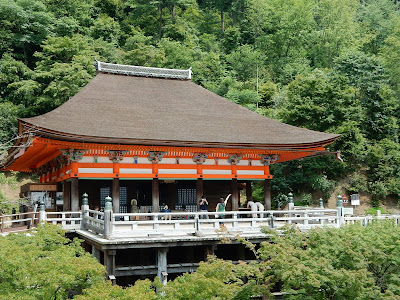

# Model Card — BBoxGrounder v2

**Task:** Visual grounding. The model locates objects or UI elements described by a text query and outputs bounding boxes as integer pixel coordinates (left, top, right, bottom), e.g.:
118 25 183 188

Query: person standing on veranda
199 196 209 219
215 194 232 219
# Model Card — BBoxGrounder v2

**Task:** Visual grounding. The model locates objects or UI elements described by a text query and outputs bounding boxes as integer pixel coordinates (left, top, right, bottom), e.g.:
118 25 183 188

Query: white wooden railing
89 208 339 238
45 211 82 230
344 214 400 226
5 207 400 239
82 209 105 236
0 212 37 233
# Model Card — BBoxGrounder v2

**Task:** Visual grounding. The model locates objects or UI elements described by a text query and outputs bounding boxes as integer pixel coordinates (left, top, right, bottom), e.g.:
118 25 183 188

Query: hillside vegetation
1 0 400 207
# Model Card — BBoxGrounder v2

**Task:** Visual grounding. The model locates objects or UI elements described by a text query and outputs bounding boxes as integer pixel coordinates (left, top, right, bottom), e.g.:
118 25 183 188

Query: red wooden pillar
112 178 120 213
63 181 71 211
231 178 239 211
246 181 252 202
71 177 79 211
152 178 160 212
196 178 203 211
264 179 271 210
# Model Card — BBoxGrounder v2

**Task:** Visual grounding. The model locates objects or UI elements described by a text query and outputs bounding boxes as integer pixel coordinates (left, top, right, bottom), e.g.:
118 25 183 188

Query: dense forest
1 0 400 206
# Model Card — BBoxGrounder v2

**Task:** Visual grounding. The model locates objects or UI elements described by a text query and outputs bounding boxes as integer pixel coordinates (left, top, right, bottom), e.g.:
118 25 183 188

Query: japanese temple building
2 61 340 213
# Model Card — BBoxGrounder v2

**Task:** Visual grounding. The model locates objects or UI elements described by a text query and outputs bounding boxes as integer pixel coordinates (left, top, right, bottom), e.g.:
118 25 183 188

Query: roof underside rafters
4 137 332 172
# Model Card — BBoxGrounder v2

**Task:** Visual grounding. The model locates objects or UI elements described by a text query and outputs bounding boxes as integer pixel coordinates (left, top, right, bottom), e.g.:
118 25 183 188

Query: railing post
288 192 294 224
270 214 274 229
39 199 46 223
104 196 113 239
288 192 294 206
195 215 199 231
154 213 159 230
336 195 343 227
304 210 308 226
81 193 89 230
233 212 238 228
31 212 36 228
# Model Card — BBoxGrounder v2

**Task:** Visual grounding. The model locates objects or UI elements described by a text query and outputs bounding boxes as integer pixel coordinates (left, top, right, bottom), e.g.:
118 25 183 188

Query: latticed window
100 186 128 213
120 187 127 213
176 182 196 205
100 187 110 209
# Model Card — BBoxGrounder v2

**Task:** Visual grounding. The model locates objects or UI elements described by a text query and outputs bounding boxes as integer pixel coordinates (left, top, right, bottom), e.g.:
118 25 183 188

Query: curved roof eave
20 120 340 150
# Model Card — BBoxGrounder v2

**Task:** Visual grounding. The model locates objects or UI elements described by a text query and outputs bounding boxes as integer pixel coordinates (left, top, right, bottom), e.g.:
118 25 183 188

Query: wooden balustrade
0 212 37 233
45 211 82 230
91 209 340 238
6 208 399 240
83 209 105 236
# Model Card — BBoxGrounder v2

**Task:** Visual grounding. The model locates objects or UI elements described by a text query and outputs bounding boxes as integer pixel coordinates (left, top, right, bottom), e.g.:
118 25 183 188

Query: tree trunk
221 8 224 33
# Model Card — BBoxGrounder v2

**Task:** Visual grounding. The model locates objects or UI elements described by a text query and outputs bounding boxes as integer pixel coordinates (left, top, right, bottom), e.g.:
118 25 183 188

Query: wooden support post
264 179 271 210
71 178 79 211
157 248 168 285
196 178 203 212
62 181 71 211
231 178 239 211
105 249 116 285
112 178 120 213
246 182 252 202
92 245 101 262
204 245 216 260
152 178 160 212
186 246 194 263
237 244 246 261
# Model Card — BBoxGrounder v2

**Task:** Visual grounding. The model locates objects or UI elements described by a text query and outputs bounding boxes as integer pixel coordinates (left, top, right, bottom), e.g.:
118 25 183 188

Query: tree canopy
0 223 105 299
74 221 400 299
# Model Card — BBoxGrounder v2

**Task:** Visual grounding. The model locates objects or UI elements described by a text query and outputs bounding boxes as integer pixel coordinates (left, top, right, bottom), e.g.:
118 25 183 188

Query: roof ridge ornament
94 60 192 80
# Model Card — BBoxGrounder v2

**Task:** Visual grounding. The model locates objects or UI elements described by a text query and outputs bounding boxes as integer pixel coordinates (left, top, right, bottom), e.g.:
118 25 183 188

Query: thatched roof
20 64 339 149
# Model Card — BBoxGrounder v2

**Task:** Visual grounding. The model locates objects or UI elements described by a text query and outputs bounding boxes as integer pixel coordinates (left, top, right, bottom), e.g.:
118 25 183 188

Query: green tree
90 14 122 45
32 35 99 114
161 256 269 299
226 45 263 83
0 54 34 102
41 0 95 32
225 89 261 111
280 68 358 133
380 15 400 95
309 0 359 67
335 51 398 141
357 0 399 55
243 0 315 63
0 0 55 65
76 280 158 300
366 139 400 201
0 223 105 299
